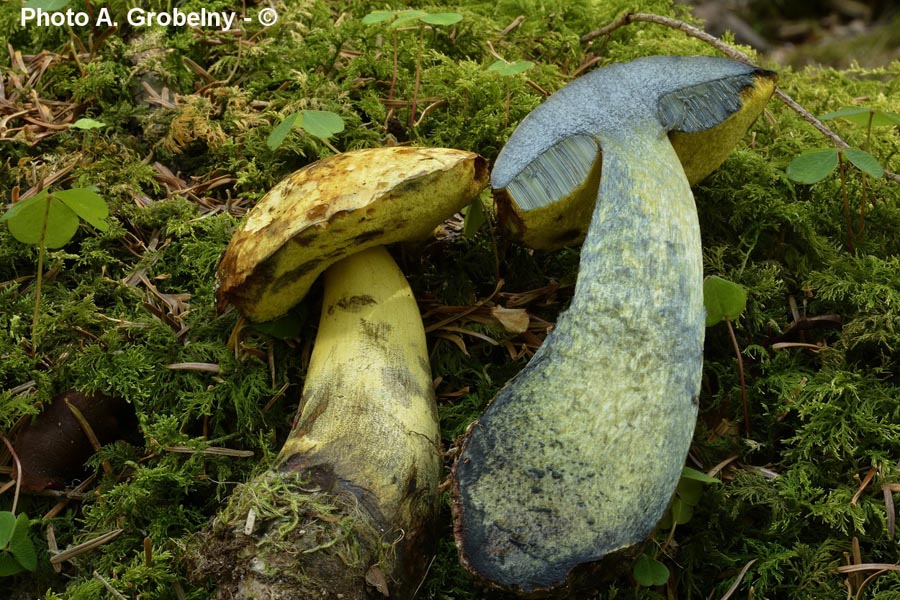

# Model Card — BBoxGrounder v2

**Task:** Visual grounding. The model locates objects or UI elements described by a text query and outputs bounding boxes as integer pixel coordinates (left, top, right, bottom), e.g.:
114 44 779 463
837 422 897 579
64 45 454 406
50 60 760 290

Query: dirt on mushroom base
185 468 401 600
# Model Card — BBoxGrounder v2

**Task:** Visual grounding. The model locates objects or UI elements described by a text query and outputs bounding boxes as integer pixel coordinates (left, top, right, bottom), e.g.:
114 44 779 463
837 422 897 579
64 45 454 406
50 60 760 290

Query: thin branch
93 570 129 600
581 12 900 185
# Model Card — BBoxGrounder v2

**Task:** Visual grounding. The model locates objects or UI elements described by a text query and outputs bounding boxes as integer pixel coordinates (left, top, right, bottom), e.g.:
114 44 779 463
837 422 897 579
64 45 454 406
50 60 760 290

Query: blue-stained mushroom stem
453 56 775 595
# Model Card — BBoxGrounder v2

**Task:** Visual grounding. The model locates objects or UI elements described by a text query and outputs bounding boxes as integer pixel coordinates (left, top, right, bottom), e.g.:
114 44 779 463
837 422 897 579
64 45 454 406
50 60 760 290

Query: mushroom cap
492 55 776 249
216 147 488 322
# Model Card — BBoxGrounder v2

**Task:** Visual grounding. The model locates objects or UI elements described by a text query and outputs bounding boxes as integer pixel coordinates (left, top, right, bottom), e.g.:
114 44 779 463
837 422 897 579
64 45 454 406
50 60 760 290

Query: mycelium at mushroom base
190 147 487 599
452 56 776 595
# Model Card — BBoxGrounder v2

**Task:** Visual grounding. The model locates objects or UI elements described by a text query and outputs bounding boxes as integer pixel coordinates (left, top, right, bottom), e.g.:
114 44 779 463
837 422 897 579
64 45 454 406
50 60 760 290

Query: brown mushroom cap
216 147 487 322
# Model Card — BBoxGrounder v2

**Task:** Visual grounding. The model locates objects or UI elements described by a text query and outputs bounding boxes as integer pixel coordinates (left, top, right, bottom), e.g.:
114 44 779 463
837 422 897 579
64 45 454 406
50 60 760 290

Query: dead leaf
13 391 140 492
365 564 390 596
491 306 529 334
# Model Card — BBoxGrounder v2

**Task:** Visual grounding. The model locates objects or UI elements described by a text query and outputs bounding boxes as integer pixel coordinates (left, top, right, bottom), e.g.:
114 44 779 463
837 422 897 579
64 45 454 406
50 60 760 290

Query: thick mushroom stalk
453 56 775 594
190 148 487 598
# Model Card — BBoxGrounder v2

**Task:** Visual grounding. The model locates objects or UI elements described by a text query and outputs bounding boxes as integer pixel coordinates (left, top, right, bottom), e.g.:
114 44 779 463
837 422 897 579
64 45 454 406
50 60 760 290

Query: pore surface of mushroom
191 147 487 599
453 56 775 595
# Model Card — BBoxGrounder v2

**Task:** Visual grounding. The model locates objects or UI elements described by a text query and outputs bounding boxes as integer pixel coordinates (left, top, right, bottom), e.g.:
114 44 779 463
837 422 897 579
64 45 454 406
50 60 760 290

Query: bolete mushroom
452 56 775 594
190 147 487 599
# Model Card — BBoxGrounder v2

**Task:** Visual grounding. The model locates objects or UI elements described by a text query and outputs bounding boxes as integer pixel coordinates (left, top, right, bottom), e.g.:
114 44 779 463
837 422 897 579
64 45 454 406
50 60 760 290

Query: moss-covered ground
1 1 900 598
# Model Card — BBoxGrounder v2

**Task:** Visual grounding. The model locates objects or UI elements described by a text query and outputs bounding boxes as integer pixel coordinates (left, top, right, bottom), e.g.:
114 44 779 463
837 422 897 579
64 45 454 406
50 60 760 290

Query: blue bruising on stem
457 124 703 591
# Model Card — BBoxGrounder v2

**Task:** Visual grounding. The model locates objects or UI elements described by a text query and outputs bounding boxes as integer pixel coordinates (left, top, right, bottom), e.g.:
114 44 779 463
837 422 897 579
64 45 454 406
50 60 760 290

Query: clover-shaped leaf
681 466 720 484
786 148 839 184
633 554 669 586
1 187 108 249
420 12 462 26
299 110 345 139
71 118 106 130
7 514 36 572
390 10 428 28
267 110 345 150
361 10 395 25
0 513 15 549
0 513 36 576
820 107 900 127
362 9 462 28
24 0 71 10
843 148 884 179
704 276 747 327
487 60 535 77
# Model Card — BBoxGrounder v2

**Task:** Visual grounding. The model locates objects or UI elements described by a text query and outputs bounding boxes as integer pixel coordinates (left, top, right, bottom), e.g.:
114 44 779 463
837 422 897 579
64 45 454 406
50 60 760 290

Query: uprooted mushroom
452 56 775 595
189 147 487 599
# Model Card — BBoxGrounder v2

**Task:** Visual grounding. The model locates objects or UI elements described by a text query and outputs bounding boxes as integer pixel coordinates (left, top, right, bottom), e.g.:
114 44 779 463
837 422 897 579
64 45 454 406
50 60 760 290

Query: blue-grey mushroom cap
491 55 770 191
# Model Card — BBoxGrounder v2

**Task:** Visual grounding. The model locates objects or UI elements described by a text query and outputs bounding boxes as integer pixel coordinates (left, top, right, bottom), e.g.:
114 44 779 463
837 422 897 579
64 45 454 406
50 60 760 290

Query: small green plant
486 59 534 126
0 186 108 348
786 106 897 254
70 118 106 130
0 512 37 577
23 0 71 9
704 275 750 436
266 110 345 153
362 9 463 127
633 552 669 587
633 467 720 587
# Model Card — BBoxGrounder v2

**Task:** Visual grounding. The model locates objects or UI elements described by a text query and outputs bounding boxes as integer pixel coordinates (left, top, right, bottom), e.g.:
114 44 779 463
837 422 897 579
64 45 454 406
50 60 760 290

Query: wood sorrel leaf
299 110 345 139
390 10 427 28
488 60 535 77
54 187 109 231
267 112 301 150
6 194 79 249
821 107 900 127
843 148 884 179
681 466 720 484
8 513 36 572
0 512 15 548
24 0 71 10
786 148 839 184
361 10 395 25
420 12 463 26
704 275 747 326
70 118 106 130
633 554 669 586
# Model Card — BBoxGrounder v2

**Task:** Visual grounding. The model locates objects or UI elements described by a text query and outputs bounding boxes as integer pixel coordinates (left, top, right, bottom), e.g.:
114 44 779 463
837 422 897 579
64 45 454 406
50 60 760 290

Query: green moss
1 0 899 598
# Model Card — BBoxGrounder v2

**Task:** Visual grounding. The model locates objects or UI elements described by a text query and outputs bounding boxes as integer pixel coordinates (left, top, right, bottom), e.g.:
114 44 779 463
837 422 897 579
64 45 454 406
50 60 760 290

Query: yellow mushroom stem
190 246 441 599
279 244 442 558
